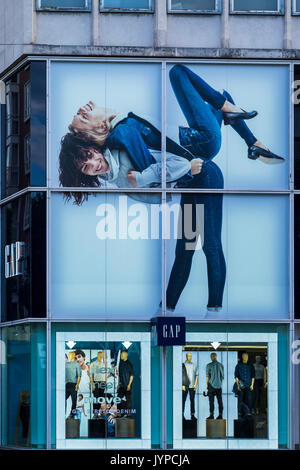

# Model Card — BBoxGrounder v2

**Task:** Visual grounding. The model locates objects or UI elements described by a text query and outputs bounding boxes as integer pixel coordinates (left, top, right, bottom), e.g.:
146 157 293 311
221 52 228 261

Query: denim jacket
105 112 195 186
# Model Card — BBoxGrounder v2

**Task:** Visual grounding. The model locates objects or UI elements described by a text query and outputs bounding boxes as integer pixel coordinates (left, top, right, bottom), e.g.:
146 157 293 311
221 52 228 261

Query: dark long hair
59 132 105 205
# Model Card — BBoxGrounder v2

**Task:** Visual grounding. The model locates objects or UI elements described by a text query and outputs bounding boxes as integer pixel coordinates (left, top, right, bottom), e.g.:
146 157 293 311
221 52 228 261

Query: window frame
168 0 222 14
292 0 300 15
230 0 284 15
23 81 31 123
36 0 91 12
99 0 154 13
173 332 279 449
55 331 151 449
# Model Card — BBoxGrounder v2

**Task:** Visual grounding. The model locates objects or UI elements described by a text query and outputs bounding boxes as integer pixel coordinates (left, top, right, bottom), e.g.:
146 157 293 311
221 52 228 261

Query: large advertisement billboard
50 61 290 320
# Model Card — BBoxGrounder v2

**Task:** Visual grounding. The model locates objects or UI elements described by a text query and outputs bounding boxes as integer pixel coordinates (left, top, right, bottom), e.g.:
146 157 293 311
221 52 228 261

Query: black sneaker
206 415 214 420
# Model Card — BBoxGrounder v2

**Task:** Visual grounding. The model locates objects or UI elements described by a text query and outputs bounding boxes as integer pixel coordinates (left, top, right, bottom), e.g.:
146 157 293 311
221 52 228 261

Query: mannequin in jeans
182 352 199 421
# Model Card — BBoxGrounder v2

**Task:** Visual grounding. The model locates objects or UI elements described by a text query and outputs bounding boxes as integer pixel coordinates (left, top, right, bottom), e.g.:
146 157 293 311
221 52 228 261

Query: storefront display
56 331 151 449
173 331 280 449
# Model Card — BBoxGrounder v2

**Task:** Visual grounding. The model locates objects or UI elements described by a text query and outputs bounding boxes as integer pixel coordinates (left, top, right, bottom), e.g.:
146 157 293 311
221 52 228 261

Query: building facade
0 0 300 450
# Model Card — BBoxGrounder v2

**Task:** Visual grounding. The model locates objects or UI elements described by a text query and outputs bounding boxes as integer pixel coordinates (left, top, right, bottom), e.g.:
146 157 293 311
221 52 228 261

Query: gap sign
151 316 186 346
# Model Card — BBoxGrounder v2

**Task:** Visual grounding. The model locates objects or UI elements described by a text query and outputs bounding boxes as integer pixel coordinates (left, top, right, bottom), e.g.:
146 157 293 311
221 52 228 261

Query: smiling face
77 148 109 176
71 101 111 134
75 353 84 365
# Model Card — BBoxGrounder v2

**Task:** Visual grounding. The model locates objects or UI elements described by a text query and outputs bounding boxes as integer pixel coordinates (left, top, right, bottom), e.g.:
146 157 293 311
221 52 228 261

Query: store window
1 324 47 448
173 330 285 449
230 0 284 14
168 0 221 13
100 0 153 12
36 0 91 10
55 331 151 448
1 192 46 322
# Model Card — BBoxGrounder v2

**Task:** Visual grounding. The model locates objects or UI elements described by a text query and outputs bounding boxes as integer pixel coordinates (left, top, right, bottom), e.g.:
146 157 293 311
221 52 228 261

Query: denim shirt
105 112 194 186
234 362 255 389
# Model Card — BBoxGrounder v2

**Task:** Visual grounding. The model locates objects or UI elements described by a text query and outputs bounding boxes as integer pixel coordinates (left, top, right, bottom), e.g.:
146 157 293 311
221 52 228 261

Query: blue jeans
169 64 257 159
166 160 226 309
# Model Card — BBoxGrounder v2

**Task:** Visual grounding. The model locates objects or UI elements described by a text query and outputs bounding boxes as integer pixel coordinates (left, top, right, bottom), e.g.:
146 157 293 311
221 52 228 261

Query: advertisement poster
50 61 289 320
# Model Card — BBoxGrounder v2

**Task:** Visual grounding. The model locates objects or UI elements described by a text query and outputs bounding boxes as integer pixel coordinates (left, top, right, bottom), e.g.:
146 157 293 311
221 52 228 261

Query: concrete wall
1 0 300 75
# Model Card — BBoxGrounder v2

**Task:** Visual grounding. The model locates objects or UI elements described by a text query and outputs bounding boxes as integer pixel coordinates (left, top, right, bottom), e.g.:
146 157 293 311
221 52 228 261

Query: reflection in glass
102 0 150 9
170 0 216 10
3 62 46 197
232 0 278 11
1 325 46 448
1 192 46 321
40 0 88 8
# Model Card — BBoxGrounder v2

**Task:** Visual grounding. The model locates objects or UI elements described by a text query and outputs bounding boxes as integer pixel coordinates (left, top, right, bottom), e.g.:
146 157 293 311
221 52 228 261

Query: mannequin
65 350 82 418
234 352 255 417
253 355 266 415
182 352 198 420
206 352 224 419
90 350 107 415
118 350 134 416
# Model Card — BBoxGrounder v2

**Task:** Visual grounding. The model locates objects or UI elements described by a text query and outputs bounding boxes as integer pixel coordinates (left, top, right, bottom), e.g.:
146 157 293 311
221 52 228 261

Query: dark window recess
2 62 46 198
1 192 46 321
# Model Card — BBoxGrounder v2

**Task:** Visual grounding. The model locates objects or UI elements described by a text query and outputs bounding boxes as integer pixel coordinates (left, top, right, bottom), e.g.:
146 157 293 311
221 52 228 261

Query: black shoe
191 415 197 421
223 109 257 126
206 415 214 420
216 415 223 420
248 144 285 164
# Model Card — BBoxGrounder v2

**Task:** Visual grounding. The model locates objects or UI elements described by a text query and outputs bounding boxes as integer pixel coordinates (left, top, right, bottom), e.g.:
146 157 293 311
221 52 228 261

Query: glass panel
50 192 162 319
172 325 289 450
295 196 300 318
102 0 150 8
53 327 151 448
170 0 216 10
40 0 87 8
2 62 46 197
297 0 300 12
63 341 140 439
295 65 300 189
1 324 46 448
50 61 162 190
166 194 289 320
181 343 268 439
1 193 46 322
233 0 278 11
166 63 289 191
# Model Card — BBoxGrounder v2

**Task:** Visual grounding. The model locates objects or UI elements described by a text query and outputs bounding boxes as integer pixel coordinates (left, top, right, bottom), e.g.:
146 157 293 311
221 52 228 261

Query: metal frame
230 0 284 15
99 0 154 13
168 0 222 15
36 0 91 11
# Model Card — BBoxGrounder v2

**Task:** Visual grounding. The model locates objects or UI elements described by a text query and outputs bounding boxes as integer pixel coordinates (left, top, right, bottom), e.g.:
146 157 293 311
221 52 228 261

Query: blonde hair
69 117 112 147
